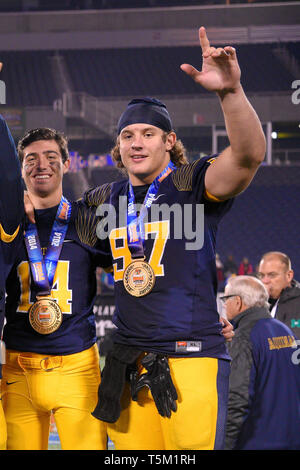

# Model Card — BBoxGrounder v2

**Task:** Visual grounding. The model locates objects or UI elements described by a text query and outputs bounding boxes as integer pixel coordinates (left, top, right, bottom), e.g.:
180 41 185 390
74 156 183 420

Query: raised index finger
199 26 210 54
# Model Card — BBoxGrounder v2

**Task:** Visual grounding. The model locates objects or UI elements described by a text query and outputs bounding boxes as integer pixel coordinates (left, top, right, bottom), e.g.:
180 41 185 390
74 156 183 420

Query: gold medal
123 258 155 297
28 296 63 335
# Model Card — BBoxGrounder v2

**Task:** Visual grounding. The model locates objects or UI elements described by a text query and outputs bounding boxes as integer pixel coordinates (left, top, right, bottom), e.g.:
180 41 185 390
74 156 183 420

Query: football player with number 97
85 26 266 450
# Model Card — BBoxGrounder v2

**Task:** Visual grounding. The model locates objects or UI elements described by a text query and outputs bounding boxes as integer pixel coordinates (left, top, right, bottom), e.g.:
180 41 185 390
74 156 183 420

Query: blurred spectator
257 251 300 338
223 275 300 450
96 267 114 295
216 253 225 291
238 257 253 275
223 254 238 279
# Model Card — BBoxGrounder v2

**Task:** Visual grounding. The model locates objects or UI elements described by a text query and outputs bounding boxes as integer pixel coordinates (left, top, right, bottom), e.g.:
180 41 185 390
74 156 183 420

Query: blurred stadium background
0 0 299 449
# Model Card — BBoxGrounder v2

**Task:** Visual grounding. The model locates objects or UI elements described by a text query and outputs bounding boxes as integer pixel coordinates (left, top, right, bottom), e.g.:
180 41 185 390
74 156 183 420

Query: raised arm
0 64 24 236
181 27 266 200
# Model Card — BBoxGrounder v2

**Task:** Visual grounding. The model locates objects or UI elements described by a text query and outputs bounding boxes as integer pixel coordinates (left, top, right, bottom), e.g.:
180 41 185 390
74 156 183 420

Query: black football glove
131 353 178 418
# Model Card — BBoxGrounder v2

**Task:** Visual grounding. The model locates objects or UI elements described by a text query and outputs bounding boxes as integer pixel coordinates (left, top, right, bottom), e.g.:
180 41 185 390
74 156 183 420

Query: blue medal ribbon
127 161 176 259
24 196 72 297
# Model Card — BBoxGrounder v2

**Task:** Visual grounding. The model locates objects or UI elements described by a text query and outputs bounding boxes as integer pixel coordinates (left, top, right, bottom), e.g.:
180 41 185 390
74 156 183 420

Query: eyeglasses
219 294 240 303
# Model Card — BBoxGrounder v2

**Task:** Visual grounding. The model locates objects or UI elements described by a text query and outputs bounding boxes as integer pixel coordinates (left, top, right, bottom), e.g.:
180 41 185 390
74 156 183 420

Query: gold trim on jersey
75 205 100 247
0 223 20 243
204 189 222 203
85 183 112 207
172 157 222 202
76 183 113 247
171 159 200 191
205 157 223 202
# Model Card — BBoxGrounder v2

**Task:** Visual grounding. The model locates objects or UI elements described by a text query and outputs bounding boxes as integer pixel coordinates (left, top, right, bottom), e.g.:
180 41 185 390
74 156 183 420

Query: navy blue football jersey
0 115 24 375
85 156 233 359
4 200 112 355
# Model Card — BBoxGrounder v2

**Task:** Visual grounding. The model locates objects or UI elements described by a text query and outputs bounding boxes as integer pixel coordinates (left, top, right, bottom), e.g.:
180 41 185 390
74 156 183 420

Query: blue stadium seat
1 43 298 106
217 165 300 280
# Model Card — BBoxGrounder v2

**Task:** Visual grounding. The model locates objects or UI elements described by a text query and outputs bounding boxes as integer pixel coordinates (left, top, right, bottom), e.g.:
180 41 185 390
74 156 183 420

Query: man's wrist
216 83 243 101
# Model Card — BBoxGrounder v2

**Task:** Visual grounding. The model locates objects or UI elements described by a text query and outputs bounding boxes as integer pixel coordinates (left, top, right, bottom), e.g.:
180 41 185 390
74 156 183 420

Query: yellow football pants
2 344 107 450
0 388 7 450
108 357 230 450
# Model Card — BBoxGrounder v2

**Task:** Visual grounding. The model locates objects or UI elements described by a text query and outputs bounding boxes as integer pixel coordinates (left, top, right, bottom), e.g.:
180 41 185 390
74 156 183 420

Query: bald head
258 252 293 299
260 252 291 271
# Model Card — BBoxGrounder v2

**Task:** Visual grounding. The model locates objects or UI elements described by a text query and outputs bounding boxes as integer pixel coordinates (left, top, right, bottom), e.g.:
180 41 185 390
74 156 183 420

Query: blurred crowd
216 253 255 291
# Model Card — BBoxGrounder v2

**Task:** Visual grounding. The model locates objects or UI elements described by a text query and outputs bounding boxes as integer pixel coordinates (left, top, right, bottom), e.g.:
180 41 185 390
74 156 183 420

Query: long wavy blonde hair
111 131 189 171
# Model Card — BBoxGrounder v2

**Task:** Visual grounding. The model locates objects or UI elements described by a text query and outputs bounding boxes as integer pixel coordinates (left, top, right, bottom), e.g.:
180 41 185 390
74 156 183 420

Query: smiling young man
21 137 69 208
85 27 266 451
1 128 112 450
117 123 177 185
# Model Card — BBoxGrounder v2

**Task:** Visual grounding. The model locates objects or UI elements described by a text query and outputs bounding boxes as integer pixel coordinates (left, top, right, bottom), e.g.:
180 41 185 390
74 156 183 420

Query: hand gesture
220 316 234 342
180 27 241 95
24 191 36 223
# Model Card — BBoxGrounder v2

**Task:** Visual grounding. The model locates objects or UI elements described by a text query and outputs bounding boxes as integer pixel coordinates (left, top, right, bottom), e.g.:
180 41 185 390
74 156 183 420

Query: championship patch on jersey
175 341 202 353
267 335 296 351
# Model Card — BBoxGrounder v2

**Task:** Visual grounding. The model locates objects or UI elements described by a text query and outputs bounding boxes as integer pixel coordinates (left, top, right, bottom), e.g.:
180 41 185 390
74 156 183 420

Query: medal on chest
28 295 63 335
123 162 175 297
123 257 155 297
24 197 71 334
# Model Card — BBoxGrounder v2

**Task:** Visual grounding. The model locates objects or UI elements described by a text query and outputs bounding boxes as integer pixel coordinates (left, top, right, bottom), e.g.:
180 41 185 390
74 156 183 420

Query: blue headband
117 97 173 135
